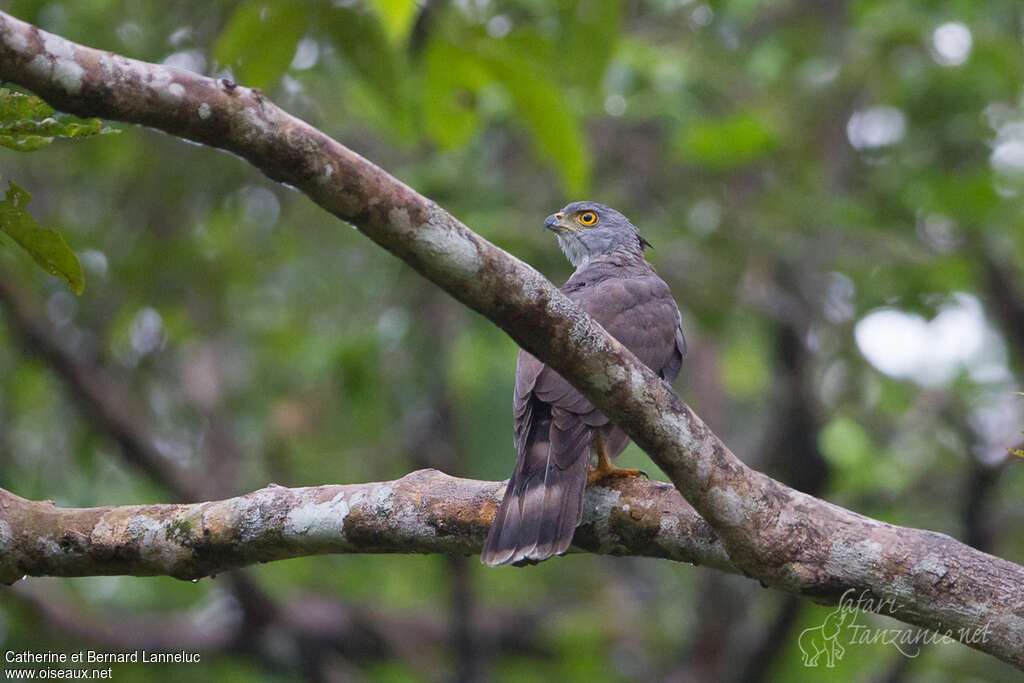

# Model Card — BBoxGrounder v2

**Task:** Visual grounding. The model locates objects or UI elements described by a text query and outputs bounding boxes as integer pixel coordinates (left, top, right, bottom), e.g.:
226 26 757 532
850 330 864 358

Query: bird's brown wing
481 272 683 566
521 273 685 428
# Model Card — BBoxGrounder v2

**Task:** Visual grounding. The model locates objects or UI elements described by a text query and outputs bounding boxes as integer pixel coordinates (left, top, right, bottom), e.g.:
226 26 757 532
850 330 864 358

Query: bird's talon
587 465 648 485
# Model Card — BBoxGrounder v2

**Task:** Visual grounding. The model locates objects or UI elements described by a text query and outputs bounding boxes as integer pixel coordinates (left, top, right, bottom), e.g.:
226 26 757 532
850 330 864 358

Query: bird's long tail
481 406 591 566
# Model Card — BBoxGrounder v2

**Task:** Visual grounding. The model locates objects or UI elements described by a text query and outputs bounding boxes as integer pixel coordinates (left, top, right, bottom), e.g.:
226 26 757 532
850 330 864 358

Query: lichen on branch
0 470 731 583
0 10 1022 670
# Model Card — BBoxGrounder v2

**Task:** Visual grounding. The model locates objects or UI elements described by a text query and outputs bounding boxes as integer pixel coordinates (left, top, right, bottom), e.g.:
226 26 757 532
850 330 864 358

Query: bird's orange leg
587 432 648 485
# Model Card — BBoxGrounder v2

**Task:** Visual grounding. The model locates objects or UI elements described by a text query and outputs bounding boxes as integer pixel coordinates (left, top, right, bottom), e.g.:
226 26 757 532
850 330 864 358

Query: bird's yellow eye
578 211 598 226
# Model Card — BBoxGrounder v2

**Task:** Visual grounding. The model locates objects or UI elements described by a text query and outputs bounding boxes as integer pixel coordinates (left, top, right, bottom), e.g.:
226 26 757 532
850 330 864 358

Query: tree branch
0 274 416 678
0 470 731 581
0 11 1022 669
980 249 1024 376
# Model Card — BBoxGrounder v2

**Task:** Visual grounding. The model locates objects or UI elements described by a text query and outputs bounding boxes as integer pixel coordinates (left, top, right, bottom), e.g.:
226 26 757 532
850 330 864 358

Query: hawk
482 202 686 566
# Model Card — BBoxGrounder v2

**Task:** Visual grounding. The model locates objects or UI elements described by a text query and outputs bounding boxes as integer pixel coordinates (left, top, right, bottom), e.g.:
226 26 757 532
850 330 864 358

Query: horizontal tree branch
0 11 1022 669
0 470 731 581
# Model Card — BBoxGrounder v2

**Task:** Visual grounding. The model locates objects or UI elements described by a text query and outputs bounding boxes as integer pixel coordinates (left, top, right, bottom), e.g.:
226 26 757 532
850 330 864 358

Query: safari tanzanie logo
799 589 993 667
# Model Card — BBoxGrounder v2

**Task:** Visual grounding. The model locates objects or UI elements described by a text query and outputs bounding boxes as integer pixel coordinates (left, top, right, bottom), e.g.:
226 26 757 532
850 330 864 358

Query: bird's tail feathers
481 408 590 567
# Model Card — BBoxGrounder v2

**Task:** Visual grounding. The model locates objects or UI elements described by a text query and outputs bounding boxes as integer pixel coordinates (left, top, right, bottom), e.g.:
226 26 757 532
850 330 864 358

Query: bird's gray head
544 201 650 269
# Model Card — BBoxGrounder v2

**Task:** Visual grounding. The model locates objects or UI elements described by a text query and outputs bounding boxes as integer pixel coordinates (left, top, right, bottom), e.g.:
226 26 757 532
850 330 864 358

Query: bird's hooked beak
544 212 580 234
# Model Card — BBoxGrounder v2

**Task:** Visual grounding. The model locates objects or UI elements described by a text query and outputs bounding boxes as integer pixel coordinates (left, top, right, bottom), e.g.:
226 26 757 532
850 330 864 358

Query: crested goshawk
482 202 686 566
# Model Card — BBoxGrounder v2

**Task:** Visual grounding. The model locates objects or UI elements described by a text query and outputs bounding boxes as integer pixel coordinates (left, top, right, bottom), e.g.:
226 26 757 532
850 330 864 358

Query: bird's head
544 201 650 269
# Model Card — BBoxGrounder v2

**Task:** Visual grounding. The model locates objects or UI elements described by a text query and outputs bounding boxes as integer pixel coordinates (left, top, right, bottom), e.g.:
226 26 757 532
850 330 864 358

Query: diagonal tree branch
0 11 1022 669
0 470 731 581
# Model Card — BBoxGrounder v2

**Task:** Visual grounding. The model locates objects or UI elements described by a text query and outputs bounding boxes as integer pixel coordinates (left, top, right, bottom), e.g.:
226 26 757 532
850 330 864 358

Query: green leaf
423 41 490 149
0 88 118 151
558 0 623 90
424 37 590 195
0 182 84 294
321 6 403 98
367 0 418 44
819 416 873 470
720 330 771 399
675 112 781 169
484 47 590 195
320 5 411 134
213 1 306 89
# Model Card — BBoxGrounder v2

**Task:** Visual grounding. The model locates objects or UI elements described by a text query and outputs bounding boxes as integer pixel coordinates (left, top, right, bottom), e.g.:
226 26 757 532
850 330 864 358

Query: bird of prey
482 202 686 567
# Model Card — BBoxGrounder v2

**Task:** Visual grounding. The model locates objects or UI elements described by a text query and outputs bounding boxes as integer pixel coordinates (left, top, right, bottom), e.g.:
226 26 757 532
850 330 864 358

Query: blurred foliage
0 87 117 151
0 88 115 291
0 181 83 293
213 0 305 89
1 0 1023 681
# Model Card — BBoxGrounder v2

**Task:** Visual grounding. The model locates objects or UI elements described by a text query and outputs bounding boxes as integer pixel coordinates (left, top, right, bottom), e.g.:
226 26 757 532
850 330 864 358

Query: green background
0 0 1022 680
